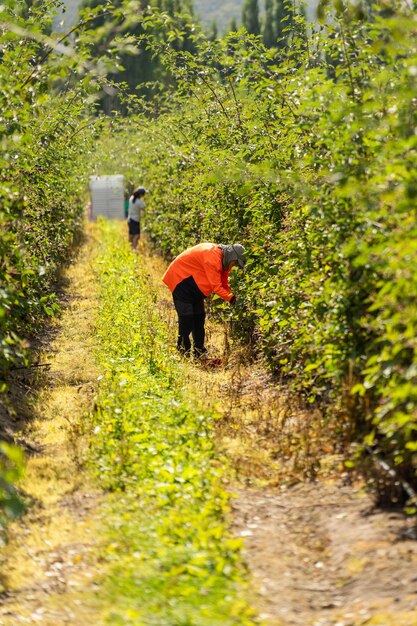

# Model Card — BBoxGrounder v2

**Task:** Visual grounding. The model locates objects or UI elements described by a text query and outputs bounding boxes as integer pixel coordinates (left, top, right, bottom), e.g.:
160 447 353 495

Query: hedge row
0 1 103 526
92 9 417 500
0 2 101 374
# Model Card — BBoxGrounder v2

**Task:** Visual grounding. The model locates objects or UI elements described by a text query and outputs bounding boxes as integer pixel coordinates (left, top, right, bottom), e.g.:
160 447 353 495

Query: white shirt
128 196 145 222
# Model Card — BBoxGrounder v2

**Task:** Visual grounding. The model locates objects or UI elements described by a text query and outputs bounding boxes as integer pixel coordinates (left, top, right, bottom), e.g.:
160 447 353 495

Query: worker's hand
230 295 237 305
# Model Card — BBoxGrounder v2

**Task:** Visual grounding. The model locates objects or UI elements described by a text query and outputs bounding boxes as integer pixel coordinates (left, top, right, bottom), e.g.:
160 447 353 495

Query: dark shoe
193 347 208 359
177 345 191 358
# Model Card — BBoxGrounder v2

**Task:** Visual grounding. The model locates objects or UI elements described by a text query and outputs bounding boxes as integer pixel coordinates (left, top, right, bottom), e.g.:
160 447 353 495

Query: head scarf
219 244 246 270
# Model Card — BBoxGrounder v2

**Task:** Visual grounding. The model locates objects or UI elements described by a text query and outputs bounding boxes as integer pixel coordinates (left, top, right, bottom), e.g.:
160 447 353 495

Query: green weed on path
92 219 257 626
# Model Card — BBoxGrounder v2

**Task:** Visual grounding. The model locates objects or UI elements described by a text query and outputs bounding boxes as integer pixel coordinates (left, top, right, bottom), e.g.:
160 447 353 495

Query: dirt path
2 231 417 626
233 483 417 626
0 227 104 625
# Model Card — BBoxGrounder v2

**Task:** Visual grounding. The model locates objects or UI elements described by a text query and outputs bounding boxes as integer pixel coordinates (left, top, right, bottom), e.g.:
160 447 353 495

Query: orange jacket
162 243 234 302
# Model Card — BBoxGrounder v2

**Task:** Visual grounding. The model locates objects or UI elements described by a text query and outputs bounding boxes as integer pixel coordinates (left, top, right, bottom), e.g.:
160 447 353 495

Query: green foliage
91 5 417 500
272 0 294 47
0 444 25 529
0 0 101 375
91 220 257 624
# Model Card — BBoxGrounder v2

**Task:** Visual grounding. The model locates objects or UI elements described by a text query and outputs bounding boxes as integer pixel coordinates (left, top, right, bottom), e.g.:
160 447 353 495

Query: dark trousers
173 298 207 356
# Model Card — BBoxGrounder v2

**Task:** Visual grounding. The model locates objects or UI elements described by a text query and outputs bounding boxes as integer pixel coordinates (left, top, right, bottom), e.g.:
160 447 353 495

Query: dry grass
191 324 342 487
0 224 103 623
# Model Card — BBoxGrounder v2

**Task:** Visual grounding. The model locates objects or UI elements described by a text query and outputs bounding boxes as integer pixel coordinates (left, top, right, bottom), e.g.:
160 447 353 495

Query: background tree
262 0 275 47
242 0 260 35
208 19 219 40
228 16 238 32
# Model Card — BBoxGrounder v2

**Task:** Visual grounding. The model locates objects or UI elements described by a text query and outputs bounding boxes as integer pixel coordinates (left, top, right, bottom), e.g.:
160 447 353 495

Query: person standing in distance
162 243 245 358
128 186 146 250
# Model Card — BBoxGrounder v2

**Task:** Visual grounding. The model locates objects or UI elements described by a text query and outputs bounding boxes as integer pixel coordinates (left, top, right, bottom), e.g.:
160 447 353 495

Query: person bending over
162 243 245 357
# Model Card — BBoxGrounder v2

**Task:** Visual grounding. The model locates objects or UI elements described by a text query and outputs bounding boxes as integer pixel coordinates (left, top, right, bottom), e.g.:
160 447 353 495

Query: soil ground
233 483 417 626
1 227 417 625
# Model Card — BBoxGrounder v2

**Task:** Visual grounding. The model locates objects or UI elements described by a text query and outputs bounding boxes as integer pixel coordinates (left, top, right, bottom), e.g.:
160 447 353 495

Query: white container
89 175 125 220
